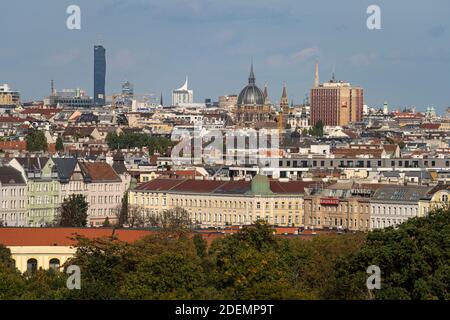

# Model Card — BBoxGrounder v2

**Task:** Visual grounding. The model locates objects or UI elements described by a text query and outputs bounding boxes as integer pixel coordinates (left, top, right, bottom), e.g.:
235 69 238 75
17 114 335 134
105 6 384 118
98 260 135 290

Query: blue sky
1 0 449 112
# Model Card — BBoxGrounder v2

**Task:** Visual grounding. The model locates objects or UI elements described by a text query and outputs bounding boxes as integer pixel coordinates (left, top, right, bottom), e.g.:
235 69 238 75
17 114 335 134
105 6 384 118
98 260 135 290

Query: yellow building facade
129 177 309 227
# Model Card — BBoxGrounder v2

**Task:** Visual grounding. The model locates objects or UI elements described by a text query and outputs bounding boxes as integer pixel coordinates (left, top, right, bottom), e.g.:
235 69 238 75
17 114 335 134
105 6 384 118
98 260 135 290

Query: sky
1 0 449 112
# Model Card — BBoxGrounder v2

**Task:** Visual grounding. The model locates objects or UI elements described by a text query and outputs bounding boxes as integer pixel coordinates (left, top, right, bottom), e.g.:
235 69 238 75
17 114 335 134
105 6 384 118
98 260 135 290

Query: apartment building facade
9 157 60 226
0 166 27 226
370 186 431 230
79 161 131 226
302 182 375 231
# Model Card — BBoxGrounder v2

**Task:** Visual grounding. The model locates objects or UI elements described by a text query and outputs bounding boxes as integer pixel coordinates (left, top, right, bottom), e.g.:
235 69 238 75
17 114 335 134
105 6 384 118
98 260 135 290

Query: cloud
48 48 81 66
266 47 320 67
291 47 320 62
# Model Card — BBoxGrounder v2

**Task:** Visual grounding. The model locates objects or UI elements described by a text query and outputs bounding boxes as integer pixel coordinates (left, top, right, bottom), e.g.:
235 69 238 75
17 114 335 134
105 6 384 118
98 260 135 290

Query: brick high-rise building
311 66 364 127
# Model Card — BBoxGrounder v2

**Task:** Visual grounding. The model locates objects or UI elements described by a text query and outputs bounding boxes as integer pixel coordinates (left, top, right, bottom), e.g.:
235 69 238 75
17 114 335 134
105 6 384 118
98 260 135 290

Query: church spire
248 59 255 84
280 81 289 113
281 81 287 99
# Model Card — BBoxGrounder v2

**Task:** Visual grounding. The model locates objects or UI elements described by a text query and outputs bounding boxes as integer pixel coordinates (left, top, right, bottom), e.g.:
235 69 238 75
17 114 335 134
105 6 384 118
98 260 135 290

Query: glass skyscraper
94 45 106 106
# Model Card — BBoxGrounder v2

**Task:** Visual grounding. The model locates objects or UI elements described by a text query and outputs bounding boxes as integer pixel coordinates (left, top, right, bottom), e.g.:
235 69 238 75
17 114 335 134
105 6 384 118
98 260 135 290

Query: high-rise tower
94 45 106 106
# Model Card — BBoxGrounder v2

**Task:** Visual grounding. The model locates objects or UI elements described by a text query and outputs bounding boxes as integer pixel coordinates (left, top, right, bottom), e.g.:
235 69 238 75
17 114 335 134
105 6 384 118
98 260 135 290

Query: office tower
121 81 134 98
310 67 364 127
94 45 106 106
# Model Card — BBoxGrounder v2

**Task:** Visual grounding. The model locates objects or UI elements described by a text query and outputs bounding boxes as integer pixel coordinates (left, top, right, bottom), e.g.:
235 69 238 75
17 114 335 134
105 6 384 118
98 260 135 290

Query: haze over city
1 0 449 111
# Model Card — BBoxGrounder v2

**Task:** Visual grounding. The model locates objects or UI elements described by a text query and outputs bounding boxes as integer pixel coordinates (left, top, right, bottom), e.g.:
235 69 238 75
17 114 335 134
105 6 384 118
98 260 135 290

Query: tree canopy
57 194 88 227
0 207 448 300
106 132 173 156
26 129 48 152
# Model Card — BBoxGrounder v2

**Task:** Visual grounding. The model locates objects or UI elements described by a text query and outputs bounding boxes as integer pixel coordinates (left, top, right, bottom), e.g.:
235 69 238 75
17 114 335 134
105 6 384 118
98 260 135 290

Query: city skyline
0 0 449 111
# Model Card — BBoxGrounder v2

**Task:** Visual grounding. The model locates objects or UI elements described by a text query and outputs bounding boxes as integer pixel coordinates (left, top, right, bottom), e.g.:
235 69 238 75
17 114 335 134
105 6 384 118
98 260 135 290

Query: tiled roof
21 108 61 115
270 180 316 194
79 161 122 182
134 178 313 195
420 123 441 130
0 116 23 123
0 228 153 246
63 126 96 137
332 148 383 157
0 141 26 151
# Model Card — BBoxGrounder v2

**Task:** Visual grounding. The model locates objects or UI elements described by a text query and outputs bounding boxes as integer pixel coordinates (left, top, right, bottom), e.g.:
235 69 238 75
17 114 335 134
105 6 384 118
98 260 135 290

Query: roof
371 186 431 203
134 178 315 195
63 126 96 137
383 171 400 178
52 157 78 181
0 116 23 123
332 148 383 158
0 228 153 246
420 123 441 130
0 141 26 151
79 161 122 182
383 144 399 152
0 166 26 185
14 157 50 172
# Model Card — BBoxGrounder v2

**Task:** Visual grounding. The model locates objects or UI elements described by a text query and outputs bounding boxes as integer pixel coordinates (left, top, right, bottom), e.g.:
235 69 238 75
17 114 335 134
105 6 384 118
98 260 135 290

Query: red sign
320 198 339 205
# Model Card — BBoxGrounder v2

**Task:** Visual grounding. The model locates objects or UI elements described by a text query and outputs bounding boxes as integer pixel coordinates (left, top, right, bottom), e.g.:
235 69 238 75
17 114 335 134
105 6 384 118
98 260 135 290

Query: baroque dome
237 63 265 106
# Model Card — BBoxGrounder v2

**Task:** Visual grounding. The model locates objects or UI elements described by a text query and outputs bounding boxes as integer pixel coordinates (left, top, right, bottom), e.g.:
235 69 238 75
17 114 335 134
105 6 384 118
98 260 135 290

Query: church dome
237 63 264 106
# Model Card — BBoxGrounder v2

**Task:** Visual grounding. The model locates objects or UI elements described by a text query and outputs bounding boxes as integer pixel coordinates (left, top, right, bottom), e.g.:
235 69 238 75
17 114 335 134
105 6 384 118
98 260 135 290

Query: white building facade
172 77 193 106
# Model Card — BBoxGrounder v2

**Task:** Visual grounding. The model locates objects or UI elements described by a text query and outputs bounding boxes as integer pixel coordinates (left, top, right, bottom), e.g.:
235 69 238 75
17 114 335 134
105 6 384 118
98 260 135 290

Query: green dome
247 174 273 195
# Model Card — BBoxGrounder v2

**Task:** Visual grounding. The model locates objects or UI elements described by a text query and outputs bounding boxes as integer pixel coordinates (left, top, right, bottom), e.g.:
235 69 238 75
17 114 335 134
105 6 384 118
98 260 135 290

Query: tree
149 207 192 235
55 136 64 152
105 132 174 156
126 205 148 228
193 234 207 259
115 193 129 228
0 244 14 267
102 217 111 228
208 221 299 299
57 195 88 227
0 245 26 299
309 120 324 137
332 207 450 300
120 252 206 299
65 236 136 299
26 129 48 152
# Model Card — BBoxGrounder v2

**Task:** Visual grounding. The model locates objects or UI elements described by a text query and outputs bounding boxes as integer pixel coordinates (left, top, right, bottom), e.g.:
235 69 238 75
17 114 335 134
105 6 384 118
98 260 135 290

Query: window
27 259 38 273
49 258 60 270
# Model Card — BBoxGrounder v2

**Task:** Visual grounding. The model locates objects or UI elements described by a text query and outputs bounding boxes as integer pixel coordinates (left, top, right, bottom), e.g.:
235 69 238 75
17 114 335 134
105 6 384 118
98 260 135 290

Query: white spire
177 76 189 91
